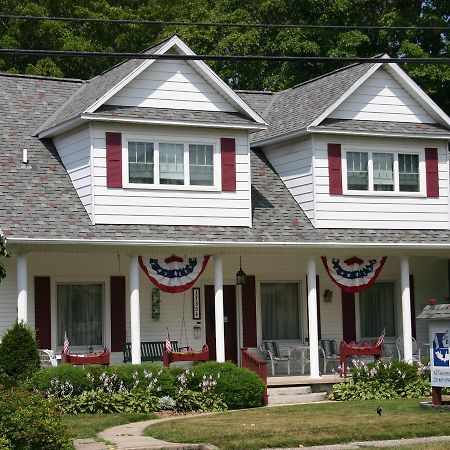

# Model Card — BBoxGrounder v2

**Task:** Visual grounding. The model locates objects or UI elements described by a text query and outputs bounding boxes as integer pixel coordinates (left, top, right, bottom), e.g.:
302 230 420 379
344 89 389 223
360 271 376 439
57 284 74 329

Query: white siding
329 69 436 123
53 126 92 219
92 123 252 227
264 138 314 223
105 59 236 112
0 258 17 337
313 135 449 229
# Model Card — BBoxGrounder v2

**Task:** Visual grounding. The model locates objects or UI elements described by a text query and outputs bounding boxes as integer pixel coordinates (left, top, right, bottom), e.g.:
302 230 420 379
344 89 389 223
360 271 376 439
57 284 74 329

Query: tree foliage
0 0 449 111
0 235 10 282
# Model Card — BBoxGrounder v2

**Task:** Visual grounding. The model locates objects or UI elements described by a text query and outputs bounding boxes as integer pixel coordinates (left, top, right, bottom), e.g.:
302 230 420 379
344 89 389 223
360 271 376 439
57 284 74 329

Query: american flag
63 331 70 354
165 330 172 353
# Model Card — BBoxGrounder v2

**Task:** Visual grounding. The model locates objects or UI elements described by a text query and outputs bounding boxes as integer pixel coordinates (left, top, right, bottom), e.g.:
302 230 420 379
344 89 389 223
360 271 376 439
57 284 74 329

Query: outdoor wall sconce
324 289 333 302
236 256 247 286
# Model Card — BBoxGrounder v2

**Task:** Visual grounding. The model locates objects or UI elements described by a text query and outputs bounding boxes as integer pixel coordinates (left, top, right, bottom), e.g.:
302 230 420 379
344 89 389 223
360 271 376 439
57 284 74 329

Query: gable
105 59 237 112
329 68 435 124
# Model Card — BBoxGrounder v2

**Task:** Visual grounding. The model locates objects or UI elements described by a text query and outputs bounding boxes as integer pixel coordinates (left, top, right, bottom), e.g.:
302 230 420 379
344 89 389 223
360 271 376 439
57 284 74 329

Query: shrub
330 359 431 401
190 361 266 409
0 322 40 384
0 389 73 449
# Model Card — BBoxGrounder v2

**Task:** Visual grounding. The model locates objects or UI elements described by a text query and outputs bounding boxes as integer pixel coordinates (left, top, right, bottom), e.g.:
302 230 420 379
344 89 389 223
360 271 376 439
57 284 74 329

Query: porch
3 246 447 377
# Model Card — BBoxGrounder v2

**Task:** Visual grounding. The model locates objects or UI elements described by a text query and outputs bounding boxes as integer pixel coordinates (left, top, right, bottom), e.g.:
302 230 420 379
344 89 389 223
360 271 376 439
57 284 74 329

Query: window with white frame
359 282 396 338
261 282 301 340
127 139 216 188
57 283 103 347
345 151 422 194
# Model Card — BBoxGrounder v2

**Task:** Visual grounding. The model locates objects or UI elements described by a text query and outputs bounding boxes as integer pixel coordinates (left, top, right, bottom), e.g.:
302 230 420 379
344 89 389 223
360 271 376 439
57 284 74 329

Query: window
126 140 216 188
57 283 103 347
344 151 423 194
359 282 395 338
261 283 300 340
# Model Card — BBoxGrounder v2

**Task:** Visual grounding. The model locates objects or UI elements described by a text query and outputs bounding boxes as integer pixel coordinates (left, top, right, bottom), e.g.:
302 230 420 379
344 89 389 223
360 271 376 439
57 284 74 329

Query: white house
1 35 450 378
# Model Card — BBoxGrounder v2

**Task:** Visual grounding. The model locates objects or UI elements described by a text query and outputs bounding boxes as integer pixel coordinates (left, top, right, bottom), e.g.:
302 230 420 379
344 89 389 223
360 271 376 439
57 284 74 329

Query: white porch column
307 257 320 378
130 256 141 364
17 253 28 323
214 255 225 362
401 256 413 363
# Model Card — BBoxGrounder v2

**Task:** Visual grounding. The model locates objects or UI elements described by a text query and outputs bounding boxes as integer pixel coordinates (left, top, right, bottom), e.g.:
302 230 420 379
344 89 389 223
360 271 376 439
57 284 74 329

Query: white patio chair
260 341 291 376
39 349 58 367
319 339 340 373
396 335 421 362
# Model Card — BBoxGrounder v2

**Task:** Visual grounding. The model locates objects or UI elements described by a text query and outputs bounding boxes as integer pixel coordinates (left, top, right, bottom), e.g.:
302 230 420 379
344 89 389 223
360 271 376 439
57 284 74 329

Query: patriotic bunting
138 255 210 293
321 256 387 293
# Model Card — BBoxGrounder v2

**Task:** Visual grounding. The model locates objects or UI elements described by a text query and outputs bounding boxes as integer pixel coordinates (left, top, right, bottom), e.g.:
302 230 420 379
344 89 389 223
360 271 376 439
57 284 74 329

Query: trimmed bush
0 322 40 384
0 389 73 449
190 361 266 409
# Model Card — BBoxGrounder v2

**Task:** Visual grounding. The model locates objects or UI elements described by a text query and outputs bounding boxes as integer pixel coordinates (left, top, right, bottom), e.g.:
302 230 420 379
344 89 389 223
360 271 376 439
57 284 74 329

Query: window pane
57 284 103 346
399 154 419 192
128 141 154 184
373 153 394 191
261 283 300 340
189 144 214 186
360 282 395 337
160 143 184 185
347 152 368 190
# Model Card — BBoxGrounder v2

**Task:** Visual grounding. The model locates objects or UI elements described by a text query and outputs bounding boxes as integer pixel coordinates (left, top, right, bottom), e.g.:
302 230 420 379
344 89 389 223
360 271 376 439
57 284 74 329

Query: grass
62 413 156 439
144 399 450 450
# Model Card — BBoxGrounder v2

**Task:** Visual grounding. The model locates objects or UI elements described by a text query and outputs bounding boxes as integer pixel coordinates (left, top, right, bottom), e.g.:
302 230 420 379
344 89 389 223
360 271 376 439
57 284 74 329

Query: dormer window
343 150 424 195
124 137 218 190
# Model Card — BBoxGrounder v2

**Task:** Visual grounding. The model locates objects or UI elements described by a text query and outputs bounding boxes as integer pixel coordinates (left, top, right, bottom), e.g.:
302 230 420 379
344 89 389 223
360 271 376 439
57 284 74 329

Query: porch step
267 385 327 406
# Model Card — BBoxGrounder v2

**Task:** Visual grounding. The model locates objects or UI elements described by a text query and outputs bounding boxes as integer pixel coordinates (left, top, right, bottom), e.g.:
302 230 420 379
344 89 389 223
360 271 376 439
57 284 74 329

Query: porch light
324 289 333 303
236 256 247 286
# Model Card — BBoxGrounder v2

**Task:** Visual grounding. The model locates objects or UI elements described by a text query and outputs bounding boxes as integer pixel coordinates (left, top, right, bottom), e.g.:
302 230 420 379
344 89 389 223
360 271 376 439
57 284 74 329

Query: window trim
342 149 426 197
122 133 221 191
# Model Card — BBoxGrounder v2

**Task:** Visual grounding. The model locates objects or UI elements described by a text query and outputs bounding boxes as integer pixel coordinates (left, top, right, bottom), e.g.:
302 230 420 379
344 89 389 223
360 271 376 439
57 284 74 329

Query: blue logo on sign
433 330 449 367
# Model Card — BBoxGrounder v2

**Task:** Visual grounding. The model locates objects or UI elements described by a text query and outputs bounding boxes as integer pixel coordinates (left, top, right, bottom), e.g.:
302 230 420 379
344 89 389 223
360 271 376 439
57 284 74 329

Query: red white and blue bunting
321 256 387 293
138 255 210 293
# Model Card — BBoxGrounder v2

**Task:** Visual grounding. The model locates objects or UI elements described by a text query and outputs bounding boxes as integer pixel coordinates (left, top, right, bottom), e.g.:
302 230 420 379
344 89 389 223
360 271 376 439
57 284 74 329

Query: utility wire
0 15 449 31
0 49 449 63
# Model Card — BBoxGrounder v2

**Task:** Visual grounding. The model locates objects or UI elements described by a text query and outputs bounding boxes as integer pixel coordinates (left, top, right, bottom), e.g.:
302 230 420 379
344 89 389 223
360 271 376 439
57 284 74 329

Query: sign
429 322 450 387
192 287 201 320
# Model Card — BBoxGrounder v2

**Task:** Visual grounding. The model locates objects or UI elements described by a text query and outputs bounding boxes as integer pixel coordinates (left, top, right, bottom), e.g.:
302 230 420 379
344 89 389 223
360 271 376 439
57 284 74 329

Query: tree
0 235 10 283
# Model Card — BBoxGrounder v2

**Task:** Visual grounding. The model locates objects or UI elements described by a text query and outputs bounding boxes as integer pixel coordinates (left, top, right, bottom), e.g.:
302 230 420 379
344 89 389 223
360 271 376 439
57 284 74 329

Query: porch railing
241 347 268 405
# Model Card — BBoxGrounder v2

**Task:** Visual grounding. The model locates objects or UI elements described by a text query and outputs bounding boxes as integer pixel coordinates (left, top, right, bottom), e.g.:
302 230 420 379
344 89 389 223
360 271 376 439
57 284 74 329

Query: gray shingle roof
34 38 171 135
315 118 450 136
235 90 274 116
93 105 259 126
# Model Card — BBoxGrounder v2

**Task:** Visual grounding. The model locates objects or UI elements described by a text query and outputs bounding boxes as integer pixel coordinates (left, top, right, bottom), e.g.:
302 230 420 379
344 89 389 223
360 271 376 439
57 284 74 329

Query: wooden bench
123 341 179 363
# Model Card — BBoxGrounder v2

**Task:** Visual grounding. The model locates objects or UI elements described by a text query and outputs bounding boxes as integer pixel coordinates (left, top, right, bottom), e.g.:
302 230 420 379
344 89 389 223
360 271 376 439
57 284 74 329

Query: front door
204 285 237 363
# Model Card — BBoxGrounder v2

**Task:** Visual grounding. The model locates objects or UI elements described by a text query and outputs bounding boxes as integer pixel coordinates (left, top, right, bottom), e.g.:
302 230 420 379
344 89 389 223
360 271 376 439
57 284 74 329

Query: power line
0 48 449 63
0 14 449 31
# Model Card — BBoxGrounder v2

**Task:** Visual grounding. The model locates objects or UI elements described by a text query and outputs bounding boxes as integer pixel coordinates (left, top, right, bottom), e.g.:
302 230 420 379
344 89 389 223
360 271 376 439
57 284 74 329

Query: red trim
425 147 439 198
34 276 51 349
321 256 387 293
110 276 126 353
138 255 210 293
328 143 342 195
106 132 122 188
221 138 236 191
242 275 257 347
409 274 416 339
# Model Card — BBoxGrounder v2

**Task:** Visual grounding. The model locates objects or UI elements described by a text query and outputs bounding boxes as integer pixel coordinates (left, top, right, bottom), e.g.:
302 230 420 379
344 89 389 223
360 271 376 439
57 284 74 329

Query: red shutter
221 138 236 191
106 132 122 188
425 147 439 198
242 275 257 347
341 290 356 342
34 277 51 349
409 275 416 339
110 276 126 352
328 143 343 195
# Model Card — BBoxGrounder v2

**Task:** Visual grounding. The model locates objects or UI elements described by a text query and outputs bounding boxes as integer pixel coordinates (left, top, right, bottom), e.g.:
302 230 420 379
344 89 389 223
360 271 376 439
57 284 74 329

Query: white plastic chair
39 349 58 367
396 336 421 362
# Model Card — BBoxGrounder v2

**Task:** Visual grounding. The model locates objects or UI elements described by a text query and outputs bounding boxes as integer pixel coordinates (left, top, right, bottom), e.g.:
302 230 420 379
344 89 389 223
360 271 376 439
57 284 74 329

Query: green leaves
0 235 10 283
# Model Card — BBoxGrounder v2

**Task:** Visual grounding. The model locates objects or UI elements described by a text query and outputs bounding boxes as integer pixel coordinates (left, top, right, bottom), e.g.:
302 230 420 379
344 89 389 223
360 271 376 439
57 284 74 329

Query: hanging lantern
236 256 247 286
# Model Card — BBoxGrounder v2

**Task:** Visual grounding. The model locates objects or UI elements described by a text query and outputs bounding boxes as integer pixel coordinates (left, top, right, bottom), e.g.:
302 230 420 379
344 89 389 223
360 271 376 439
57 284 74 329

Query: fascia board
81 113 266 130
307 126 450 140
37 116 84 139
384 62 450 128
84 36 181 114
308 62 383 128
250 129 309 147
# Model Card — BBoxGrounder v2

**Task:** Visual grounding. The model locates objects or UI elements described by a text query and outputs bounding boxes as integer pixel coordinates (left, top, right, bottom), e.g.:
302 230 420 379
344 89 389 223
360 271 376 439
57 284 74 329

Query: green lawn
62 413 156 439
144 399 450 450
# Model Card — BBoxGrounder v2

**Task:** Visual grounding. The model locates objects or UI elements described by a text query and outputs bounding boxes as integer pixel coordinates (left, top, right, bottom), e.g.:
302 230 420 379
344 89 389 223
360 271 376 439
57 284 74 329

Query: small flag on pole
63 331 70 354
165 329 172 353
